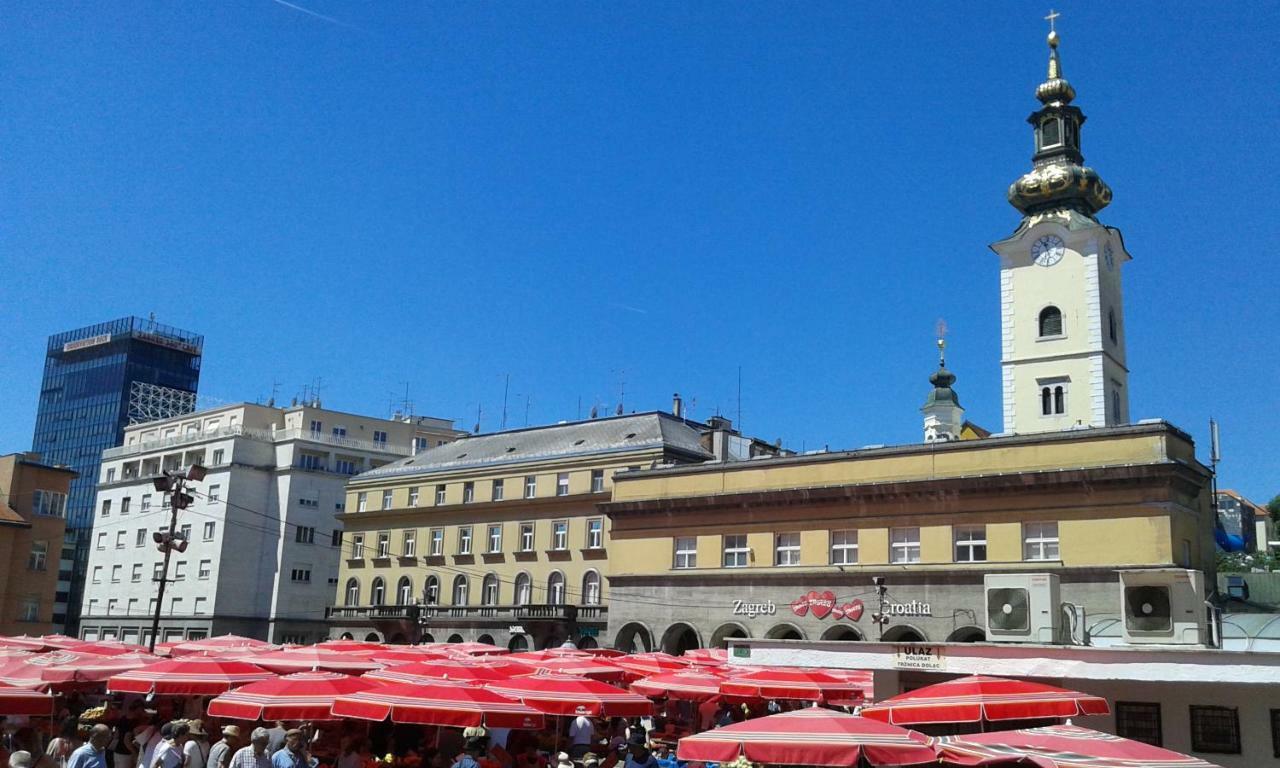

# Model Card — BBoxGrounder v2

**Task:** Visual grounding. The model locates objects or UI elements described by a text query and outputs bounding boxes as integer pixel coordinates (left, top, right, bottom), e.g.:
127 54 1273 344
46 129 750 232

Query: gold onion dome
1007 28 1111 217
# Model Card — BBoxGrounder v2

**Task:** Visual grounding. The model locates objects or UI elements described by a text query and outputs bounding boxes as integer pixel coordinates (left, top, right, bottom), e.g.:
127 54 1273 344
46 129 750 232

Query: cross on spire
1045 9 1060 33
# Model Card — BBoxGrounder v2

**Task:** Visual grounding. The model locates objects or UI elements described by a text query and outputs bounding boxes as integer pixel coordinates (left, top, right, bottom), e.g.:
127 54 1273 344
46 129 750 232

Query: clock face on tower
1032 235 1066 267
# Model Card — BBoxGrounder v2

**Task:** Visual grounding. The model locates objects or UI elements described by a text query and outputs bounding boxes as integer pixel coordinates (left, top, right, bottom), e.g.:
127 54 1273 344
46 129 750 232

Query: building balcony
326 603 605 626
104 424 412 461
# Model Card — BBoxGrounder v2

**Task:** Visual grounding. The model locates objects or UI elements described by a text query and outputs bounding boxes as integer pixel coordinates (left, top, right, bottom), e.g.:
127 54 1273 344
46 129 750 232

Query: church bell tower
991 21 1132 435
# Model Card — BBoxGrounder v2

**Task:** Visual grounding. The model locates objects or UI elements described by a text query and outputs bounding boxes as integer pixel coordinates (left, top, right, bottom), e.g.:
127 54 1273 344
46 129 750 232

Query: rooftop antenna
501 374 510 430
267 379 280 408
737 365 742 429
474 403 482 434
524 394 532 426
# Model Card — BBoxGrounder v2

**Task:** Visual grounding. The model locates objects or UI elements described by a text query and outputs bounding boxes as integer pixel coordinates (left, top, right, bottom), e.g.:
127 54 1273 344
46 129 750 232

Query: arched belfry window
1038 306 1063 337
1041 384 1067 416
1053 386 1065 414
1108 309 1117 343
1041 388 1053 416
1040 117 1062 149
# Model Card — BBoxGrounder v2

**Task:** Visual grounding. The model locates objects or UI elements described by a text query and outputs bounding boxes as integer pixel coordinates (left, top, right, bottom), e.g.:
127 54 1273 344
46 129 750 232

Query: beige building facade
0 453 76 635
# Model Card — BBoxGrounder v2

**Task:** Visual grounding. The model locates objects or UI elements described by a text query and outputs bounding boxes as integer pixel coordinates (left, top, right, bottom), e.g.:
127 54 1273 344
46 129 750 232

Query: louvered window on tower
1038 306 1063 337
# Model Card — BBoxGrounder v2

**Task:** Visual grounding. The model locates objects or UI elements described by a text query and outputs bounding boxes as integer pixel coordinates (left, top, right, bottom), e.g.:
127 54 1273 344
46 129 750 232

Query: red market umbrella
0 650 34 660
365 659 531 685
168 634 277 657
0 636 66 652
434 642 508 656
0 686 57 716
677 708 937 767
0 655 59 690
38 653 162 685
632 670 728 702
208 672 381 721
240 648 384 674
936 724 1223 768
65 640 151 656
39 635 82 649
108 658 275 695
312 640 387 654
613 653 692 677
487 671 653 717
859 676 1110 726
333 680 545 729
523 657 629 683
681 648 727 665
506 650 590 663
719 667 867 705
366 648 454 666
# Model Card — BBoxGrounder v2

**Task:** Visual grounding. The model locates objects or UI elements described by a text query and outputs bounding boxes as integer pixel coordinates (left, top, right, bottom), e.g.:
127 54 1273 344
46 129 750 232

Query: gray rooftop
356 411 712 481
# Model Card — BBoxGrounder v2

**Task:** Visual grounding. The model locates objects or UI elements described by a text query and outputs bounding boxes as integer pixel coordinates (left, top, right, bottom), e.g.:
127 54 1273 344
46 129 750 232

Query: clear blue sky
1 2 1276 502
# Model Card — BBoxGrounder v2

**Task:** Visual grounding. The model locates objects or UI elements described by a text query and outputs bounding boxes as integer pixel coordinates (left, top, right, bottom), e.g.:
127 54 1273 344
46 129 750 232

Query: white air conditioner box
1119 569 1207 646
984 573 1061 643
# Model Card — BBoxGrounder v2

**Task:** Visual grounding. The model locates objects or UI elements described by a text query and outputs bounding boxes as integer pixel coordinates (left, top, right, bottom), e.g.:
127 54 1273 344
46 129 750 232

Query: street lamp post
147 464 204 653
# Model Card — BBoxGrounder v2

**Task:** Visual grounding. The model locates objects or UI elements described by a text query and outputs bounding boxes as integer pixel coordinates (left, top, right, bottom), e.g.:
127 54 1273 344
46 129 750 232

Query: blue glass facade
32 316 202 631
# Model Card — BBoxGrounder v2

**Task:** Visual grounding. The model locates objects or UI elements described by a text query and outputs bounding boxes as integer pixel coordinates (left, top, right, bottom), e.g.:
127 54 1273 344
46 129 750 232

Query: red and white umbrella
108 658 275 695
487 671 653 717
523 657 630 683
613 653 691 677
937 724 1222 768
65 640 151 656
505 650 589 663
433 642 508 656
366 648 454 666
631 670 728 702
365 659 530 685
39 653 162 685
0 686 56 716
238 648 384 674
312 640 387 654
0 636 73 653
0 649 34 660
859 676 1110 726
168 634 277 657
38 635 82 649
333 680 545 729
677 707 937 767
0 654 62 690
681 648 727 665
719 667 867 705
207 672 381 721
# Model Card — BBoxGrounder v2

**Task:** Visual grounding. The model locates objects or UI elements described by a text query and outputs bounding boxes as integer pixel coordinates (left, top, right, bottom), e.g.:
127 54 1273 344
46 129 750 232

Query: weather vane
936 318 948 365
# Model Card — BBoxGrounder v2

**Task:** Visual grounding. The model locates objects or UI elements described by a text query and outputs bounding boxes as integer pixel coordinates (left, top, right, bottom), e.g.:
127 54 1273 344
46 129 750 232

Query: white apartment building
78 402 463 645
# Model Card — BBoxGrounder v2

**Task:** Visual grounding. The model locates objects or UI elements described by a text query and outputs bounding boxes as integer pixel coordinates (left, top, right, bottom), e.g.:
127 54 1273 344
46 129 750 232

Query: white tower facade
993 29 1131 435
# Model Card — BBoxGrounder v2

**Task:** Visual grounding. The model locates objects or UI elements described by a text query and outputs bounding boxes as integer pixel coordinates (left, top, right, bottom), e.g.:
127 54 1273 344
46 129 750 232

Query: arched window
482 574 500 606
1053 386 1065 414
514 573 531 606
1041 387 1052 416
371 577 386 606
396 576 413 606
582 570 601 605
1108 309 1117 343
1038 306 1063 337
452 575 469 605
1112 390 1122 421
344 578 360 606
424 575 439 605
547 572 565 605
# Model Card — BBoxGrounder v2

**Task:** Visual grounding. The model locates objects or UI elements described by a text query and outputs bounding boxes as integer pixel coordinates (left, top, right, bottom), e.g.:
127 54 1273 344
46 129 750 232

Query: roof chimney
672 393 683 419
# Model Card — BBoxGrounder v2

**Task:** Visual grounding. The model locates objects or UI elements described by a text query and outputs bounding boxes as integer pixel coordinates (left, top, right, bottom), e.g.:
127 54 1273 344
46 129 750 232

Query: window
356 492 368 512
169 595 183 615
547 572 565 604
140 494 151 513
162 494 170 509
492 479 504 501
396 576 413 605
1114 702 1162 746
382 490 393 510
463 482 475 504
403 530 417 557
429 528 444 556
674 537 697 569
335 459 356 475
331 530 342 547
458 526 473 555
88 599 100 616
954 525 988 562
96 532 106 549
424 576 440 605
19 598 38 623
551 521 568 551
723 534 749 568
107 598 118 615
27 541 48 571
294 526 315 545
514 573 531 605
520 523 535 551
590 469 605 493
1024 522 1060 561
1038 306 1063 337
203 521 215 540
136 529 147 547
344 578 360 606
1108 308 1117 343
371 577 386 605
106 468 116 483
524 475 537 499
1189 705 1240 755
101 499 111 517
774 532 802 566
488 524 502 553
208 485 220 502
174 561 187 581
586 518 604 549
890 527 921 564
1041 384 1067 416
582 571 601 605
153 562 164 581
435 485 447 505
32 490 67 518
408 487 420 506
333 426 347 438
414 437 429 453
127 598 138 615
373 430 388 447
193 597 207 615
92 566 103 584
131 564 142 582
452 575 469 605
376 531 390 558
482 574 499 605
351 533 365 559
829 530 859 565
556 472 570 496
180 523 191 541
110 565 122 583
1040 116 1061 147
310 419 323 435
212 449 224 465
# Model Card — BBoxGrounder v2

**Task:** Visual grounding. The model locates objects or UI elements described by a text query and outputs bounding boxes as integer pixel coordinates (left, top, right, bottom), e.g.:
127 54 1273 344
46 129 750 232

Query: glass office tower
32 316 202 631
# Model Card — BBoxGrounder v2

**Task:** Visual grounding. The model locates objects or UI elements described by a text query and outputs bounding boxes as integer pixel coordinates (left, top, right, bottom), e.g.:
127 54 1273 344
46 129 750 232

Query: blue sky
1 2 1276 502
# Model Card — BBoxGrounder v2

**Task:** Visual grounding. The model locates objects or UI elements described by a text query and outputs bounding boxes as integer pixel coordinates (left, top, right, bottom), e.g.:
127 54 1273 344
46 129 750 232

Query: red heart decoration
810 590 836 620
790 596 810 617
832 606 845 620
844 600 864 622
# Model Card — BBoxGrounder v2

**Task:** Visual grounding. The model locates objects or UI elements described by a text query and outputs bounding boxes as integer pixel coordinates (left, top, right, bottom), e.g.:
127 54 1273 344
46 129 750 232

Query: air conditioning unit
984 573 1061 643
1119 569 1207 646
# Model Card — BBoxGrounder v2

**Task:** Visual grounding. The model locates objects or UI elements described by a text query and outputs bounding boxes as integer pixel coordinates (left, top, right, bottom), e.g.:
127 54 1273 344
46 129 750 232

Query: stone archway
476 633 496 646
882 624 927 643
419 633 435 644
820 625 865 641
947 626 986 642
508 635 529 652
364 632 383 642
446 633 465 644
340 633 354 640
660 623 702 656
764 623 806 640
613 622 654 653
577 635 598 650
710 622 750 648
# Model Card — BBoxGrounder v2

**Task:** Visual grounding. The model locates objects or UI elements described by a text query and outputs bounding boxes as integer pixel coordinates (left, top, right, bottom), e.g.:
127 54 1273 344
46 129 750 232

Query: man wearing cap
208 727 241 768
622 734 657 768
229 729 271 768
184 721 210 768
152 722 189 768
270 730 306 768
68 725 113 768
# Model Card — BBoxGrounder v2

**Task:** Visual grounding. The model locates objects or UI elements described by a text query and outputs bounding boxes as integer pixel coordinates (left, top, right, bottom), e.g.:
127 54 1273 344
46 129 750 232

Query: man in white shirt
567 716 594 759
152 722 190 768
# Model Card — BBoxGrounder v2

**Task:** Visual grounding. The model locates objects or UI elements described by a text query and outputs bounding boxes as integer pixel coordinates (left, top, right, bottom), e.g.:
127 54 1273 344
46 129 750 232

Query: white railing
103 424 412 460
